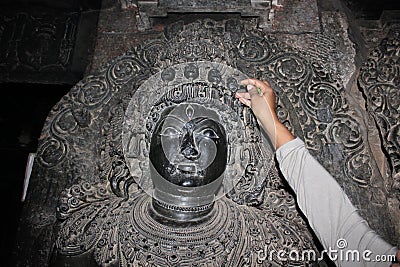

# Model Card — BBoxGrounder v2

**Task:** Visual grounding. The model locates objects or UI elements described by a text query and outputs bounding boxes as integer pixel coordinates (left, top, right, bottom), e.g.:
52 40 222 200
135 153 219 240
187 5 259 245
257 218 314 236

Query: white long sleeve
275 138 398 267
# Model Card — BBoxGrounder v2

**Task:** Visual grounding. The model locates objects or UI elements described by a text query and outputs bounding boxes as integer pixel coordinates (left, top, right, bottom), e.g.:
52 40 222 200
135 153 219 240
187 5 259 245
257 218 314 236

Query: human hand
235 78 295 149
236 79 277 119
235 79 277 143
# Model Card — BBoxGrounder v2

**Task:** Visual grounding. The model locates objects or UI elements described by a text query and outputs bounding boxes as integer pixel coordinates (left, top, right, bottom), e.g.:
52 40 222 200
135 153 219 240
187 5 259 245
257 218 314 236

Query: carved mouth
177 163 198 173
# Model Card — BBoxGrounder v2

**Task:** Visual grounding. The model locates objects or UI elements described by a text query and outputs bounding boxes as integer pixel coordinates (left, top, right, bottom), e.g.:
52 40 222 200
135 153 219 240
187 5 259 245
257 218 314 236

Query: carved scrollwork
107 57 144 84
37 137 68 168
327 117 363 150
37 75 113 168
57 182 114 220
303 82 344 122
237 36 270 62
273 54 310 83
138 40 168 68
345 152 372 186
359 30 400 184
74 76 111 108
51 109 79 137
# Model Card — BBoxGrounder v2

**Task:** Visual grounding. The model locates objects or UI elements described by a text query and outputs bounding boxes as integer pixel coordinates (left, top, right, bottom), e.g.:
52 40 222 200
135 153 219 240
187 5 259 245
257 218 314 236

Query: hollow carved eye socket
160 127 182 137
198 129 219 139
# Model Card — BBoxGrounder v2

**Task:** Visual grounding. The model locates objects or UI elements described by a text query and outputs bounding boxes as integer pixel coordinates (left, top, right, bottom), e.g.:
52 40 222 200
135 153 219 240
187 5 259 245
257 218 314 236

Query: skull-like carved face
149 103 228 187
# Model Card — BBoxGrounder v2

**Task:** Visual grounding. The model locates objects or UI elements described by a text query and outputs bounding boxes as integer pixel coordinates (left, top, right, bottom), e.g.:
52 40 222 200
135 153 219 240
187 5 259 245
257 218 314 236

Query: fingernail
247 84 256 90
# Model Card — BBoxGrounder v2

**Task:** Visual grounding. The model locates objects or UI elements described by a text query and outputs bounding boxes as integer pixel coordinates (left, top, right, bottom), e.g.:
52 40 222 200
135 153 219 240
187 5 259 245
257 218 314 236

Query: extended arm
276 138 397 266
236 78 399 267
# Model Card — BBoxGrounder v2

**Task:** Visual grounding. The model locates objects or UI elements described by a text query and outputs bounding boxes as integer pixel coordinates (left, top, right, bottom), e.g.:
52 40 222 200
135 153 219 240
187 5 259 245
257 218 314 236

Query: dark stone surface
0 9 80 83
0 2 100 84
139 0 268 16
271 0 320 33
343 0 400 19
0 82 71 266
0 83 71 150
0 151 28 267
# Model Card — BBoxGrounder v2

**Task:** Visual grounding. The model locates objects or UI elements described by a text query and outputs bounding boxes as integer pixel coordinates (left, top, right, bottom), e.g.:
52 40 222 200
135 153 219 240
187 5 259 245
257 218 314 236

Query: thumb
247 84 262 97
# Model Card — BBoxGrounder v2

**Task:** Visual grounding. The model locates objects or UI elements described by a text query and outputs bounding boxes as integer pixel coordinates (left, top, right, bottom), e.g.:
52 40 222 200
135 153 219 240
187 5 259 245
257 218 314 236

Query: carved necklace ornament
56 185 316 266
26 18 393 266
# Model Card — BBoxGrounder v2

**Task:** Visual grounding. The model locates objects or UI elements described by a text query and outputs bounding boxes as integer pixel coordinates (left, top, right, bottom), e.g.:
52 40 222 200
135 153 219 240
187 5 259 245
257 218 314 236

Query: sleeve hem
275 137 305 162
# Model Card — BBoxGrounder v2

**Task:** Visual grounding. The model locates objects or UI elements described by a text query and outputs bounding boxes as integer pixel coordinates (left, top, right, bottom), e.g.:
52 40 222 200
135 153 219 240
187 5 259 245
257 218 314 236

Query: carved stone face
149 103 227 187
184 63 199 79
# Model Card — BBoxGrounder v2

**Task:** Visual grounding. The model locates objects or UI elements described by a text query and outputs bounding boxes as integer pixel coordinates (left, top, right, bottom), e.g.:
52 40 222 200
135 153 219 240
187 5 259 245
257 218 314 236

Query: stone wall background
0 1 100 84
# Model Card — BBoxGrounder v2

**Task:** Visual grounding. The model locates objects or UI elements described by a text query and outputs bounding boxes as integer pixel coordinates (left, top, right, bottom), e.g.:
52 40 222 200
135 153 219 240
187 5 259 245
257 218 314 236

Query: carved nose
181 147 199 160
180 132 200 160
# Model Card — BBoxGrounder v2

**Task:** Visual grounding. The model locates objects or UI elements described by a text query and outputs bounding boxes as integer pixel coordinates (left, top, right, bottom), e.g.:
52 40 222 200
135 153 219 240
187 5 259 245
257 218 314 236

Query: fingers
235 91 251 100
237 95 251 107
240 78 271 94
246 84 262 97
236 78 275 107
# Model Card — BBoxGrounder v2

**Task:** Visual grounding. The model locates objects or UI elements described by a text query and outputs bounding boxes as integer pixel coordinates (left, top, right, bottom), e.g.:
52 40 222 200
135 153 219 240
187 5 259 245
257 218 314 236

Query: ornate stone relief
17 19 398 266
0 11 78 83
55 180 316 266
358 28 400 203
135 0 276 31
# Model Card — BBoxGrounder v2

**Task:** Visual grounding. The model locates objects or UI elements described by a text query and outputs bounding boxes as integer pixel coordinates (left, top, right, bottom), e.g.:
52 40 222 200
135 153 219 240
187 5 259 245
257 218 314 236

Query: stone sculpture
16 18 398 266
52 61 318 266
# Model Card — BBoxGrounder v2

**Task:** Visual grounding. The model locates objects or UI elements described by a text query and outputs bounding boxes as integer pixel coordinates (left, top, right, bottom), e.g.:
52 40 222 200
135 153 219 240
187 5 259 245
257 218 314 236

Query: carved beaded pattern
153 199 214 212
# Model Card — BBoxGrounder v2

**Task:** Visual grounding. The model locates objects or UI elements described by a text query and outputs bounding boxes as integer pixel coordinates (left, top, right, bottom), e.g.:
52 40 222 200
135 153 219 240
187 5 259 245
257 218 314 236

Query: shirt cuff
275 137 304 162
